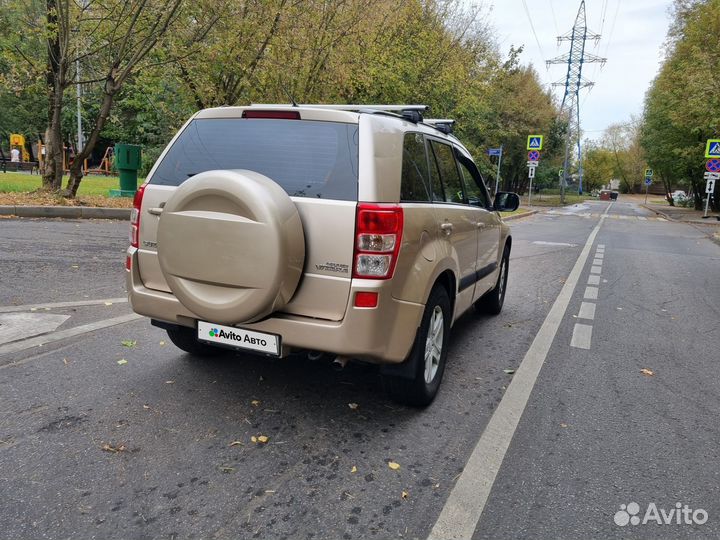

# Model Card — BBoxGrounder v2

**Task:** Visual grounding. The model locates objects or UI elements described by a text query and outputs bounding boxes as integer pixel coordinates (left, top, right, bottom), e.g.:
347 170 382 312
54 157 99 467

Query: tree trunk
65 87 116 197
42 0 64 192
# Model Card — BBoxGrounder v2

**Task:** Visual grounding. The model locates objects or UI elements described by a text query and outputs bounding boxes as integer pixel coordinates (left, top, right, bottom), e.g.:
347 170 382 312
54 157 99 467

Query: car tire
383 285 451 407
476 245 509 315
166 325 225 357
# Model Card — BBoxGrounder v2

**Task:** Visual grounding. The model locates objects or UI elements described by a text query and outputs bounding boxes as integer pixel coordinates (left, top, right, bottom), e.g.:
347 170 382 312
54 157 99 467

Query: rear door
426 138 479 315
137 113 359 322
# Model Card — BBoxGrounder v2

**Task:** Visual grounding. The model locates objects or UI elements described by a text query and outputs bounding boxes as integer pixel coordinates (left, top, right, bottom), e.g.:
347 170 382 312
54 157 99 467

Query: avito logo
208 327 220 338
614 501 708 527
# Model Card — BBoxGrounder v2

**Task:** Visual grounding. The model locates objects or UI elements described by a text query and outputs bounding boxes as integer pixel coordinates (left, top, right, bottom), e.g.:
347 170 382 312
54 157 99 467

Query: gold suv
126 104 519 406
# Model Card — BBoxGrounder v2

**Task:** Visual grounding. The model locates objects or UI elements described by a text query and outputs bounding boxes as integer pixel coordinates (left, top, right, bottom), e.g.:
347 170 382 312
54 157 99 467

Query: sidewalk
641 201 720 224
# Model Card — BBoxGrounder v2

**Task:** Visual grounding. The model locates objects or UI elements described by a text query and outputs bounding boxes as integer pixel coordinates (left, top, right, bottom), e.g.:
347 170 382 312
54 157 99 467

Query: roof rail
250 103 429 113
424 118 456 135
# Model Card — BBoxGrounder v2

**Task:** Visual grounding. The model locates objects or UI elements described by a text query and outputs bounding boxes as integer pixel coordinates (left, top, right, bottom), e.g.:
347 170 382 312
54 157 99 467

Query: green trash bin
109 143 142 197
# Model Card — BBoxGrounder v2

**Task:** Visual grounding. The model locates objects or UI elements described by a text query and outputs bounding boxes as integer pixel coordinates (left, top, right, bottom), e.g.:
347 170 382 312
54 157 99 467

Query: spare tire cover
157 169 305 325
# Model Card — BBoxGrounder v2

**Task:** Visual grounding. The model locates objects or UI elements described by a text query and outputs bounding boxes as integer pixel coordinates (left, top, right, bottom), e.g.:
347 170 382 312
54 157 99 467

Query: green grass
0 171 134 196
527 193 591 207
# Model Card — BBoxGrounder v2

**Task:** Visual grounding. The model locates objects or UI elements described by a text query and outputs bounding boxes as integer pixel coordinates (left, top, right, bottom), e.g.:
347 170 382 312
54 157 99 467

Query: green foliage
640 0 720 209
0 0 560 194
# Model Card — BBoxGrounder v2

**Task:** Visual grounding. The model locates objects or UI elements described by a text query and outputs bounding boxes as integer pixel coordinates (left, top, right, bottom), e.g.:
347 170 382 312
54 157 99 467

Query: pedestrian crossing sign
527 135 544 150
705 139 720 158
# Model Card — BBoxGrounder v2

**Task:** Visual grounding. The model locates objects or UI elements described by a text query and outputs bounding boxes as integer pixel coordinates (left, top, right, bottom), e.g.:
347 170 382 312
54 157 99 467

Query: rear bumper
126 248 423 363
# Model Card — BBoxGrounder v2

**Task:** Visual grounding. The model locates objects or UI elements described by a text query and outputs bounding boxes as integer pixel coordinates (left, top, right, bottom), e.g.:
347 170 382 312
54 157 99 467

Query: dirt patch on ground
0 192 133 208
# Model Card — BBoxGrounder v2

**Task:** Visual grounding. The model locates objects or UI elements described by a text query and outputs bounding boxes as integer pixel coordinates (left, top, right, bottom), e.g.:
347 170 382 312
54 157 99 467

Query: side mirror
493 192 520 212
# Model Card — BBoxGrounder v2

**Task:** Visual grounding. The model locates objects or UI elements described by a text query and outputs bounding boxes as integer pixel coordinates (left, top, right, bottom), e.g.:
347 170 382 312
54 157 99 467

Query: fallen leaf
351 466 357 474
229 440 243 447
30 307 37 312
251 400 261 407
388 461 400 470
219 466 234 473
143 405 150 409
251 436 257 443
640 368 654 376
560 423 568 428
257 435 269 443
101 443 126 453
165 380 175 384
104 302 113 306
121 340 137 348
348 403 359 410
401 490 409 499
71 265 79 269
503 369 515 375
117 359 127 365
62 358 68 366
159 340 166 346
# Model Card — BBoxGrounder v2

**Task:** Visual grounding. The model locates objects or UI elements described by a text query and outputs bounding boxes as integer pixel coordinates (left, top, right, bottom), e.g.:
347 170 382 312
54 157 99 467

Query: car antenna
279 81 299 107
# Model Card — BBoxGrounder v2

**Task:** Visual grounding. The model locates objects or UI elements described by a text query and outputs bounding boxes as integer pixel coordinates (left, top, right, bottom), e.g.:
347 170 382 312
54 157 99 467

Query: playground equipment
86 146 114 176
10 134 30 162
109 143 141 197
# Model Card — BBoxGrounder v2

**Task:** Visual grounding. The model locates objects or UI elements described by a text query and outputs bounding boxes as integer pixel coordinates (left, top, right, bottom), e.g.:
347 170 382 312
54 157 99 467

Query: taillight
353 203 403 279
129 183 147 248
242 110 301 120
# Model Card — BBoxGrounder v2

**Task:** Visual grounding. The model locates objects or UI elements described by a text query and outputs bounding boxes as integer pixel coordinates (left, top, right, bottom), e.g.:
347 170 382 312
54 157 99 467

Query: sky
486 0 674 140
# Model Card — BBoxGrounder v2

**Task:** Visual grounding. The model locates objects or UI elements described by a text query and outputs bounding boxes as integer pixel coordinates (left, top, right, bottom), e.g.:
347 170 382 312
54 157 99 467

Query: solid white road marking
587 275 601 285
0 297 128 314
591 266 602 274
531 241 578 247
570 323 593 349
578 302 596 320
0 313 71 345
427 203 613 540
0 314 142 359
584 286 599 300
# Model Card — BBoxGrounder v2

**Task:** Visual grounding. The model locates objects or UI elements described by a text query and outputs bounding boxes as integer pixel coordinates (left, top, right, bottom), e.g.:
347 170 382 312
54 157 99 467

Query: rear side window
400 133 430 202
150 118 359 201
430 140 465 204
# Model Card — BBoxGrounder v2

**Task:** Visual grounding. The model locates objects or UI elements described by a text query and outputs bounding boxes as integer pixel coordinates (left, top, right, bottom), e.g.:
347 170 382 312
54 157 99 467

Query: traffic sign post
487 146 503 195
644 176 652 204
702 172 718 218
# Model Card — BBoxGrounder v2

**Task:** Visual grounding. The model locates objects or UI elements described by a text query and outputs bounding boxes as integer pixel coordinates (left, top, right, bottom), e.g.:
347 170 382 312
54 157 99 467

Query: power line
521 0 547 68
549 0 560 36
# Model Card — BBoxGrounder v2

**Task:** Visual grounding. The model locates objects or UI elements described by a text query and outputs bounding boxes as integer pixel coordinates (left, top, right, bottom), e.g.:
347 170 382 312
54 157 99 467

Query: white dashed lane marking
587 275 600 285
578 302 596 320
584 286 599 300
571 323 593 349
591 266 602 274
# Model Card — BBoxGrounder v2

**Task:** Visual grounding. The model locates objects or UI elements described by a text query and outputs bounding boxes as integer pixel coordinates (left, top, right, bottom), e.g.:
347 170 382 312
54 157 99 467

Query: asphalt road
0 200 718 540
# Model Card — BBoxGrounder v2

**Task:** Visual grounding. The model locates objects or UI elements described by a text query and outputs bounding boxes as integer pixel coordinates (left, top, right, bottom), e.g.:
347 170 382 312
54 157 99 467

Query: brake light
353 203 403 279
129 183 147 248
242 110 301 120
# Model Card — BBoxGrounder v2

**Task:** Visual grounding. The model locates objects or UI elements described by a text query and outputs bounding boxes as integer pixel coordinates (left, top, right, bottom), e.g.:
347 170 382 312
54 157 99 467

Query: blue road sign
487 148 502 156
645 177 652 185
527 135 544 150
706 140 720 158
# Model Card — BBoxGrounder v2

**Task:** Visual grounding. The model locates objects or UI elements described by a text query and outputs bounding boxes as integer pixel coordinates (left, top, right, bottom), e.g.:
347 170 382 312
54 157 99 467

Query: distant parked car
671 190 687 202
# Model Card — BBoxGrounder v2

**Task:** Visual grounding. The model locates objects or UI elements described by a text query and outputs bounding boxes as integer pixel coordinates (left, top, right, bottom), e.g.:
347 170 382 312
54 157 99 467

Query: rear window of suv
150 118 359 201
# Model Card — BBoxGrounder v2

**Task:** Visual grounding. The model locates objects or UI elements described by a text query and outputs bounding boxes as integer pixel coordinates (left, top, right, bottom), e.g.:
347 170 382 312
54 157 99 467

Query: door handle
148 207 164 216
476 221 486 229
440 222 453 234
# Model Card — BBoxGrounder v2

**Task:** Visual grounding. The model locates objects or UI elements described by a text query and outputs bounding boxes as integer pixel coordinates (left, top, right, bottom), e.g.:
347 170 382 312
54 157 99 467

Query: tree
583 140 615 192
640 0 720 210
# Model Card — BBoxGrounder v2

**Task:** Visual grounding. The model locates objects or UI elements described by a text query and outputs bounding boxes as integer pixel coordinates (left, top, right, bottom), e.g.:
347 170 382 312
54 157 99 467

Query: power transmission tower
547 0 605 202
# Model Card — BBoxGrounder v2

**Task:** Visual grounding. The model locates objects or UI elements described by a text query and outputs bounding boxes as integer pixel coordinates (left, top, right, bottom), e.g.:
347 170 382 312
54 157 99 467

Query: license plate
197 321 280 356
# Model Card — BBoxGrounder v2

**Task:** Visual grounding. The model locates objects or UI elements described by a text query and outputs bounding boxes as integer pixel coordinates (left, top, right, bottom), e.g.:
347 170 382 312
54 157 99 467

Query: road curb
0 205 131 220
641 204 675 222
502 210 538 222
